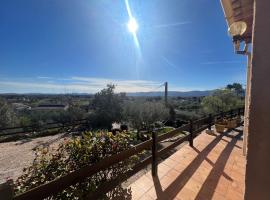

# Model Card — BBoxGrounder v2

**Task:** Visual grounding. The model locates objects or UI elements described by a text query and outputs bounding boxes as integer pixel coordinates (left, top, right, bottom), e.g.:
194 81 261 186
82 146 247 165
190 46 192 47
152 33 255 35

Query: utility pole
165 82 168 105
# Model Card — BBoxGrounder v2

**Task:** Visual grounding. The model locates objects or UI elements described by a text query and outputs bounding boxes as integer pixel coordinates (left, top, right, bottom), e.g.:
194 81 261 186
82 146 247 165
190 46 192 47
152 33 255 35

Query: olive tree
226 83 245 96
0 98 14 128
201 89 244 114
123 101 169 131
89 85 123 129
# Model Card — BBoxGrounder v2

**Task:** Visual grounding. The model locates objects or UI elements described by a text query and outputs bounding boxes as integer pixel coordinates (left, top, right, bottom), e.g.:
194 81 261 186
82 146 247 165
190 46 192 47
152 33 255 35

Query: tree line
0 83 245 132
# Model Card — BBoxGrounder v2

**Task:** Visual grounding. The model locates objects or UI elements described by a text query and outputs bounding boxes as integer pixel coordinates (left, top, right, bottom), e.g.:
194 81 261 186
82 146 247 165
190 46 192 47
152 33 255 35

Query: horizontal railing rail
0 118 88 131
157 124 190 142
0 119 89 137
13 139 152 200
86 155 153 199
11 107 244 200
157 134 190 157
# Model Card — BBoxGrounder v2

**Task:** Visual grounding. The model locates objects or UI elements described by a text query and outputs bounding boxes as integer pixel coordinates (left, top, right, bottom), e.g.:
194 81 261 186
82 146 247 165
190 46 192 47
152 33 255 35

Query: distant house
12 103 31 111
33 104 69 111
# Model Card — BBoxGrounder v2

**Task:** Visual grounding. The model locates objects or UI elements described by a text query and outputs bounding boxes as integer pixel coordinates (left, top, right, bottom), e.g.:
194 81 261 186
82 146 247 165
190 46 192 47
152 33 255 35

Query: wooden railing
0 118 91 132
0 119 90 141
6 107 244 200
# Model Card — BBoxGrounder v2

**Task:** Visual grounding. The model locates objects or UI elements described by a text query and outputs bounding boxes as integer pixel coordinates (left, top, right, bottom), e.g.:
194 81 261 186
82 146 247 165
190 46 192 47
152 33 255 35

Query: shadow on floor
151 129 243 200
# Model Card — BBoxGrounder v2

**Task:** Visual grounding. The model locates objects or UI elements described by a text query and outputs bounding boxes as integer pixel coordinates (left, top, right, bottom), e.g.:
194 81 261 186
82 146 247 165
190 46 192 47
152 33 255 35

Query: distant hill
0 90 214 97
127 90 214 97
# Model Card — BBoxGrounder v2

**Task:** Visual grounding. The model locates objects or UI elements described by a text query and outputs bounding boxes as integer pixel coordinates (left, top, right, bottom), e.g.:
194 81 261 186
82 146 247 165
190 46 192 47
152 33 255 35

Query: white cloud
37 76 52 79
0 77 167 93
161 56 180 72
200 61 245 65
149 21 192 29
169 86 206 92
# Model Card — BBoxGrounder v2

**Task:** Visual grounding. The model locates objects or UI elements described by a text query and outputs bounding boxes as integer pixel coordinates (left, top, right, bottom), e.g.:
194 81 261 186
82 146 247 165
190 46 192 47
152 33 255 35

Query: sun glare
127 17 138 33
124 0 141 58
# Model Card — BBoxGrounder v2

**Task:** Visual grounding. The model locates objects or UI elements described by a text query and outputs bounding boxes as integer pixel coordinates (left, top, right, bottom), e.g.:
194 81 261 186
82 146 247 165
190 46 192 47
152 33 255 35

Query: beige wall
243 53 251 156
245 0 270 199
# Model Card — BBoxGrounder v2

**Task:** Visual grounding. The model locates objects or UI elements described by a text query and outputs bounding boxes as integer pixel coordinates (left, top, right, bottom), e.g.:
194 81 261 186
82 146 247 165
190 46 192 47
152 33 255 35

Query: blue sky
0 0 246 93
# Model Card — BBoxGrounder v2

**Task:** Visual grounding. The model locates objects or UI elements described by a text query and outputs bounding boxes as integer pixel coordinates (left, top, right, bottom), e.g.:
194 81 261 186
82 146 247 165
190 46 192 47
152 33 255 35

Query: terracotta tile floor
128 127 246 200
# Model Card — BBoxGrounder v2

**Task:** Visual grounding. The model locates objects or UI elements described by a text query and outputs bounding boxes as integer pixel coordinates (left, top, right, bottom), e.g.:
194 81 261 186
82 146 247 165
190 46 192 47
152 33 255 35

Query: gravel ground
0 133 70 184
0 132 187 187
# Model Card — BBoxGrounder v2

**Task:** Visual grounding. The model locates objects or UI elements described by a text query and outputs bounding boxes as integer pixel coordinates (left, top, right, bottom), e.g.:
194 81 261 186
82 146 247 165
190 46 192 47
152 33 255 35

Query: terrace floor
127 127 246 200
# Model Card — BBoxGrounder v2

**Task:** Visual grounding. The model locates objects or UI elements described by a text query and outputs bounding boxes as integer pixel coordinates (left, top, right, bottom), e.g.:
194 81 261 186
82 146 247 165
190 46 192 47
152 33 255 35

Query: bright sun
127 17 138 33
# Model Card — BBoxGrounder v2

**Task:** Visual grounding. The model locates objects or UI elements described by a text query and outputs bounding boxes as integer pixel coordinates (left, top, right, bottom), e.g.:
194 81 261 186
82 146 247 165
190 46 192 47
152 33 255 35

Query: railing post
189 120 193 147
221 111 224 119
230 110 233 118
208 114 212 130
0 180 14 200
152 131 157 177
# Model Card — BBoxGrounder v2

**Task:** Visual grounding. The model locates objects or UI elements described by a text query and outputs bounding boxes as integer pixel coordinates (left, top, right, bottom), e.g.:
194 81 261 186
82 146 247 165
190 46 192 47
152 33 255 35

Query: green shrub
89 85 123 129
15 131 138 199
160 127 174 134
123 101 169 131
201 89 244 114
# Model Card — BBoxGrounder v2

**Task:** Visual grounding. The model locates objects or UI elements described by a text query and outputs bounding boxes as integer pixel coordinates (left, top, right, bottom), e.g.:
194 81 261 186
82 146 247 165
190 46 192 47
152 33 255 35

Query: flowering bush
15 131 138 199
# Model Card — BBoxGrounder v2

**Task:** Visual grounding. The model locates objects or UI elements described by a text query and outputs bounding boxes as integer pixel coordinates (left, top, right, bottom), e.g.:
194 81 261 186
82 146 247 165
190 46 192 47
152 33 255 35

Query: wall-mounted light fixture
228 21 249 54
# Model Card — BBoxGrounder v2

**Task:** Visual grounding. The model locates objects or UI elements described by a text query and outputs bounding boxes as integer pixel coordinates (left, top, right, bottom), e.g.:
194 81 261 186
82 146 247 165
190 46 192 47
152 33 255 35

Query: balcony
1 109 245 200
128 127 245 200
